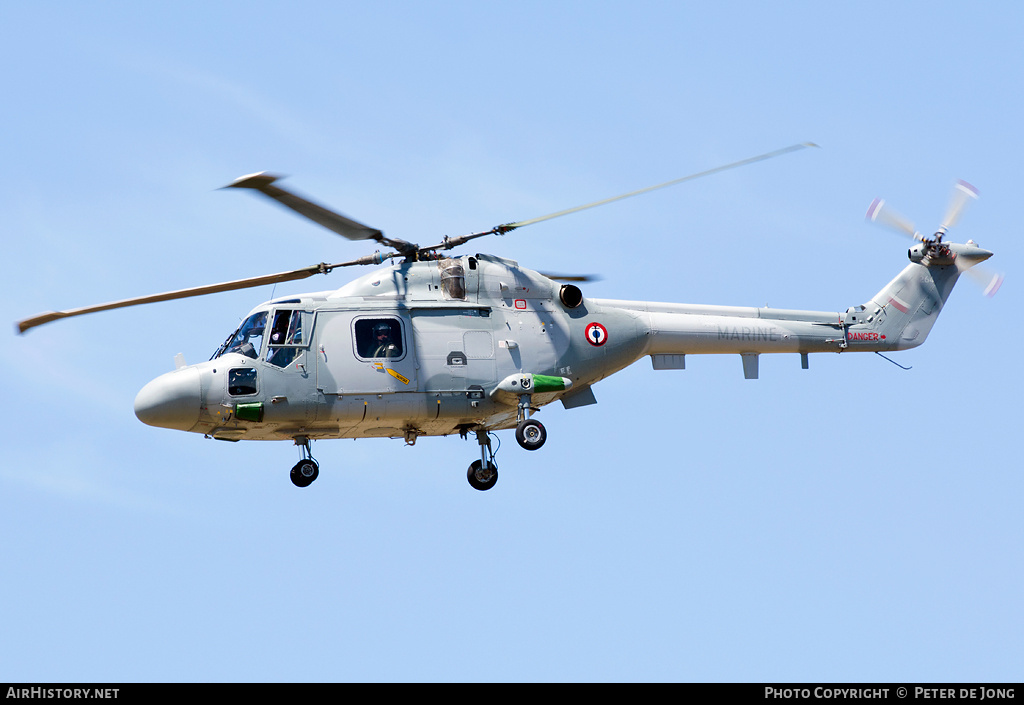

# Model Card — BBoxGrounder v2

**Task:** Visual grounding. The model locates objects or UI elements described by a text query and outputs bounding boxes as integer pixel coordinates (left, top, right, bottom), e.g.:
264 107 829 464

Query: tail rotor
866 179 1003 297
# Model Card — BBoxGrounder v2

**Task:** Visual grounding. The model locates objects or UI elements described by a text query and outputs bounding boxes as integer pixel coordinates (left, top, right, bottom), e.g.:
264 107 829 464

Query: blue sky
2 1 1021 682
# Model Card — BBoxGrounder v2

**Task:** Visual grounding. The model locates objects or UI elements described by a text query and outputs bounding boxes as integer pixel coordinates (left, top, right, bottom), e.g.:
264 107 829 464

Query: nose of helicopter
134 368 201 431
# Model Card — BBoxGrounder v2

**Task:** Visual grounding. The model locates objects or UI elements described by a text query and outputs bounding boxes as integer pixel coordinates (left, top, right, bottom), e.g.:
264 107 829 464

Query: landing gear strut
467 430 498 491
290 436 319 488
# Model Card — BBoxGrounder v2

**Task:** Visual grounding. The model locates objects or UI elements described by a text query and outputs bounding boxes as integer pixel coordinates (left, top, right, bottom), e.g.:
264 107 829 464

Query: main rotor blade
504 142 819 231
16 257 384 334
225 172 418 254
940 179 979 232
538 272 602 282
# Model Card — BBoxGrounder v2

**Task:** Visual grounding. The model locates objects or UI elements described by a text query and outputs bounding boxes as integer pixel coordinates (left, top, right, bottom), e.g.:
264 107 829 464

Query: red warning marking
888 294 910 313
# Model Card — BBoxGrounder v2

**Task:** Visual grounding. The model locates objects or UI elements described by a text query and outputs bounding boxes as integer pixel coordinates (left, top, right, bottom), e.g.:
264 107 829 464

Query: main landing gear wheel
290 458 319 488
515 418 547 450
290 436 320 488
467 459 498 491
466 428 499 491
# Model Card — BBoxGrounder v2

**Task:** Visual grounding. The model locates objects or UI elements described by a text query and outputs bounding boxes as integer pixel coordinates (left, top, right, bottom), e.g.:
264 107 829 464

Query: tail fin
860 242 992 350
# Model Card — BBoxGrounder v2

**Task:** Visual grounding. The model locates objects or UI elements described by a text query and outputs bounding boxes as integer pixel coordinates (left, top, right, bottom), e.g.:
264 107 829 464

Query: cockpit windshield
212 311 267 360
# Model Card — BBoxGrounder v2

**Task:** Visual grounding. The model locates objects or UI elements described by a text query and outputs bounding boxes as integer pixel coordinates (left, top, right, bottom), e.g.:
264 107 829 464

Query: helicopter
16 143 1002 491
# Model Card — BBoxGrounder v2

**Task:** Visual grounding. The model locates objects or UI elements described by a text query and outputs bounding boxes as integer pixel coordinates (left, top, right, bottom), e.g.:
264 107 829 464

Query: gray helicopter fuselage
136 253 643 441
133 241 992 443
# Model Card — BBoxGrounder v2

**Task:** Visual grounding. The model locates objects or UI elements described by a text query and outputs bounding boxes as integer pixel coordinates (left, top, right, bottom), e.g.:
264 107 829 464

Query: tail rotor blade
866 198 920 240
962 265 1004 297
940 179 979 232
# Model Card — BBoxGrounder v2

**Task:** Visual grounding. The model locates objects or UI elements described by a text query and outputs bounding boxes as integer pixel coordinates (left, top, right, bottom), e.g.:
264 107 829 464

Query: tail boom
596 241 991 370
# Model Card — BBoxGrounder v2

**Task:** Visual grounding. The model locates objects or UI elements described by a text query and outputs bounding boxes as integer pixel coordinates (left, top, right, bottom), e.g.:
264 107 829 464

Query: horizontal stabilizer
561 385 597 409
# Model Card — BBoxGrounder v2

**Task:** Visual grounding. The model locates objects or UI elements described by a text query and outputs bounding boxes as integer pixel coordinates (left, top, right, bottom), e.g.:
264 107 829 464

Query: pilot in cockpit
371 322 398 358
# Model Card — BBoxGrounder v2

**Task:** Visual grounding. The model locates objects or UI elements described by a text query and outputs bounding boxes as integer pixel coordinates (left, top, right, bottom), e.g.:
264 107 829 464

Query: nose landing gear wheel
515 418 547 450
290 458 319 488
467 459 498 491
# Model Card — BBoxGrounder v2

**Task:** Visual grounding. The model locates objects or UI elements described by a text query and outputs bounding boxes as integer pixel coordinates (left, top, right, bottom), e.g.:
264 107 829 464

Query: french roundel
585 322 608 347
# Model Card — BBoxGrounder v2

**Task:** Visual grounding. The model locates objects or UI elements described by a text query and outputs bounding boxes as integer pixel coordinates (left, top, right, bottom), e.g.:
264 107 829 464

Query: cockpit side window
266 309 306 368
354 317 404 359
228 368 258 396
214 311 267 360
